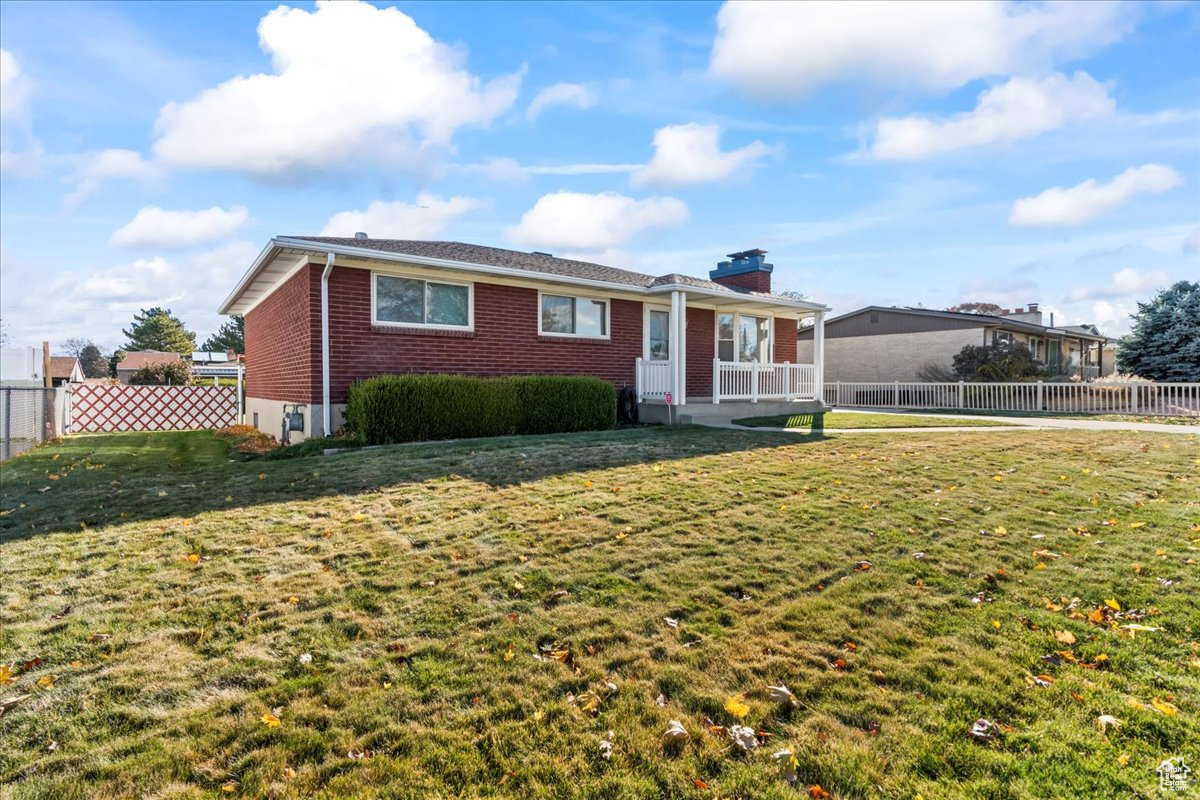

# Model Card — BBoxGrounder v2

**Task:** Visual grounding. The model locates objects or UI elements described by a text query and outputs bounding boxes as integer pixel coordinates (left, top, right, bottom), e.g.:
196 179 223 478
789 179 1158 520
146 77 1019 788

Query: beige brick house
797 305 1112 382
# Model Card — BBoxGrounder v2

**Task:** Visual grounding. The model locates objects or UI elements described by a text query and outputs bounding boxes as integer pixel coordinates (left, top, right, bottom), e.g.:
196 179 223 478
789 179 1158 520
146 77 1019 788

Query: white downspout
321 252 334 437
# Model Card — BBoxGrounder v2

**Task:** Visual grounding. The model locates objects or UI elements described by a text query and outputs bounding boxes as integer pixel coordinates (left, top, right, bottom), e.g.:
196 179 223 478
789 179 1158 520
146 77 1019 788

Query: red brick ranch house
219 236 830 441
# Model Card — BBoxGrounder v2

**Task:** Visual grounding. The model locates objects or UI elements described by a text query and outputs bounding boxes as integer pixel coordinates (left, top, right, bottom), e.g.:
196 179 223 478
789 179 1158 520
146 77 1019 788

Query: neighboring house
115 350 184 384
797 304 1110 382
48 356 84 386
220 237 830 440
192 350 243 380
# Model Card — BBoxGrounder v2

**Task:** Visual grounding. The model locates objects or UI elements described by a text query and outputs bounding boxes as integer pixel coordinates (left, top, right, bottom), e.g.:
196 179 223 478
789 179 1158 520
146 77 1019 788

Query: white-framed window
539 291 609 338
372 272 473 330
646 308 670 360
717 311 772 363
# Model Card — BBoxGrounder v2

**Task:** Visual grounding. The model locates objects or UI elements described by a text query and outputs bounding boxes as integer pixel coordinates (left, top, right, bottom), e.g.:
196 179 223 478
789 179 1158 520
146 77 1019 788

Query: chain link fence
0 387 58 461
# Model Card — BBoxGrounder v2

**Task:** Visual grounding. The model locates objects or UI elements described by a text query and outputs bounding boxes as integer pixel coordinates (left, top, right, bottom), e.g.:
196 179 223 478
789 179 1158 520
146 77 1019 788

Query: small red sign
665 391 673 405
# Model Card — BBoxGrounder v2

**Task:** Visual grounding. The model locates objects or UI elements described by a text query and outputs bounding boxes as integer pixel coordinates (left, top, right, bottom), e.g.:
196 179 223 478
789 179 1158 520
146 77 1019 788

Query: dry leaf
0 666 15 686
809 785 832 799
724 694 751 720
577 690 602 715
1118 753 1130 767
1120 623 1160 636
1104 598 1121 611
261 712 281 728
663 617 679 628
970 718 996 739
36 674 55 689
1053 630 1076 645
767 684 797 707
663 719 689 742
729 724 758 752
504 643 515 662
1150 698 1178 716
1097 714 1122 732
772 748 800 783
0 694 31 715
693 778 709 790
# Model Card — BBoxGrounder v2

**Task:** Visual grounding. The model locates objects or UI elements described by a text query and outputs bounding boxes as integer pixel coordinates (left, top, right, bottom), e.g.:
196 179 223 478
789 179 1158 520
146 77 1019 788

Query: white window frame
371 271 474 331
643 303 671 361
714 310 774 363
538 290 611 340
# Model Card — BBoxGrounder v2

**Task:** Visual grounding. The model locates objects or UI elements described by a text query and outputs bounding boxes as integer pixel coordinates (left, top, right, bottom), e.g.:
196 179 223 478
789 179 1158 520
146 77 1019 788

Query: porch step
640 399 826 426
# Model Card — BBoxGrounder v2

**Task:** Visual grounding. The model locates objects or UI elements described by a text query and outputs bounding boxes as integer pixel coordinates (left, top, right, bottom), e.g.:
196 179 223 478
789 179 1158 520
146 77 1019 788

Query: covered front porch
631 283 828 422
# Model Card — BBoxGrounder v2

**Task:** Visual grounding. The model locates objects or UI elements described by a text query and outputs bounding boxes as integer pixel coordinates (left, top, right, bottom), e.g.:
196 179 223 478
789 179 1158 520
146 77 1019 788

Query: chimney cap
354 231 368 240
726 248 768 260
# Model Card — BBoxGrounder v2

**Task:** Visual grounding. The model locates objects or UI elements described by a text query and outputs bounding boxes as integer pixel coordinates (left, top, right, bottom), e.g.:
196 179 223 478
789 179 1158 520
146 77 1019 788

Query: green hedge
345 374 616 444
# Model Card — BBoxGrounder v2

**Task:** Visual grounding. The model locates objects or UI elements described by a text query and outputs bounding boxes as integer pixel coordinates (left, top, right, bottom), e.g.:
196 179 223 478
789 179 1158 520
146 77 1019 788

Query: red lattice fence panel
70 384 237 432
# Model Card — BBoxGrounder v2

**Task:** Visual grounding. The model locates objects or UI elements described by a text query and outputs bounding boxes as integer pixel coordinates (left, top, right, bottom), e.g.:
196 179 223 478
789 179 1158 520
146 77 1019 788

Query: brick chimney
710 249 773 293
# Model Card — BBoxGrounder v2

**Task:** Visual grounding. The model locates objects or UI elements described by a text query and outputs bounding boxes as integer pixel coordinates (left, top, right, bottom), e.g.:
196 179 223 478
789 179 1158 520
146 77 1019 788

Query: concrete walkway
721 408 1199 436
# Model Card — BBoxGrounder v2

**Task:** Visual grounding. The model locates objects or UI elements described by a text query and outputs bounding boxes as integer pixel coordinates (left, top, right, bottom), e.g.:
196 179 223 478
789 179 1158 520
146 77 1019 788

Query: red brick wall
325 267 643 402
712 271 771 293
686 306 715 398
244 263 319 402
775 318 798 363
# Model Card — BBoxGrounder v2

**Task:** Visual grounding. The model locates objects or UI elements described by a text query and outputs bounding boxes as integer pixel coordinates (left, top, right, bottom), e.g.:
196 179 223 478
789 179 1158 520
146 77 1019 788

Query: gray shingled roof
284 237 787 300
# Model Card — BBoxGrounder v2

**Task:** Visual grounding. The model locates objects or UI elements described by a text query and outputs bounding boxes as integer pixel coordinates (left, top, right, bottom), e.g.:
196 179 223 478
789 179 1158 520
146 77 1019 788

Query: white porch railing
824 381 1200 417
714 360 818 403
635 358 673 401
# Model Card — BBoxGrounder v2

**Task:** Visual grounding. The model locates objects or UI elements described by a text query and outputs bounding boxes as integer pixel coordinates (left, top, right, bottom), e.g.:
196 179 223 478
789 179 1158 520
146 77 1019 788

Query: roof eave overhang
220 237 830 316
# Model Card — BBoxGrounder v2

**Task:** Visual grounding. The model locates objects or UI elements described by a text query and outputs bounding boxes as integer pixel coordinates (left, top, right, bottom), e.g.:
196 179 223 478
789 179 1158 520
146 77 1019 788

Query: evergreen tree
122 307 196 355
1116 281 1200 381
201 316 244 354
78 343 109 378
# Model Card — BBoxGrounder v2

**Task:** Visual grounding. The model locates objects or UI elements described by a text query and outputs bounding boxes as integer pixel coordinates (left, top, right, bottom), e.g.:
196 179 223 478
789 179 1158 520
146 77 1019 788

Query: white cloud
319 193 484 239
1068 267 1170 301
1 241 260 348
710 0 1134 98
526 82 596 120
110 205 250 249
63 148 163 206
1009 164 1183 227
1183 227 1200 254
453 157 640 182
1 48 41 175
631 123 774 187
507 191 689 250
870 72 1114 160
151 1 521 176
0 48 32 127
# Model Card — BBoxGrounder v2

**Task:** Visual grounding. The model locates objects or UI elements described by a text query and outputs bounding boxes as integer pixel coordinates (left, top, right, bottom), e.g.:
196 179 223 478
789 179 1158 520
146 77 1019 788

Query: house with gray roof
796 304 1112 383
220 236 830 439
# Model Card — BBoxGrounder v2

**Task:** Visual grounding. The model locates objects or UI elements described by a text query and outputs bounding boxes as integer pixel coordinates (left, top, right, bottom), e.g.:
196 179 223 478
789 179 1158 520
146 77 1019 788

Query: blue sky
1 0 1197 350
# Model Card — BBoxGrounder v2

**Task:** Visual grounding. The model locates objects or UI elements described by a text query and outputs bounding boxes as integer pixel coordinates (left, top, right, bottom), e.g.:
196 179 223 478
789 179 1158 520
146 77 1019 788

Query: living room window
540 292 609 338
373 273 472 329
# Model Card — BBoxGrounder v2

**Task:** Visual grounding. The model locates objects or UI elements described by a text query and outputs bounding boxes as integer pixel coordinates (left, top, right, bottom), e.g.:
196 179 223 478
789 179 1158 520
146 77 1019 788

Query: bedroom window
373 273 472 329
540 293 608 338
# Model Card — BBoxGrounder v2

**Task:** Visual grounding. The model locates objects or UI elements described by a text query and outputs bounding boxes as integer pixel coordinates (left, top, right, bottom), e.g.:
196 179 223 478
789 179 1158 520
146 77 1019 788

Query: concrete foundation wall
245 396 346 442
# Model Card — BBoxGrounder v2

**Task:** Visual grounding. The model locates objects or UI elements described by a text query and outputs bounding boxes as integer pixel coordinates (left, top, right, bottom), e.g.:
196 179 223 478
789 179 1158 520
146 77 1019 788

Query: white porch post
668 290 684 407
813 310 826 403
677 292 687 405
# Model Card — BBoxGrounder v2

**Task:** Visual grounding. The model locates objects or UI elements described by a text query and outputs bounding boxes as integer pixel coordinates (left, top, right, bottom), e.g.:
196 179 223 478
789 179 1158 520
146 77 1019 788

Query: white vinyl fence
825 381 1200 417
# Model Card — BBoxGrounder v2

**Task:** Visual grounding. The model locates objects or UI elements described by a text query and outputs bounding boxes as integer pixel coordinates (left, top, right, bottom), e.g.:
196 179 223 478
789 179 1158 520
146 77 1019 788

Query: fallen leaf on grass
1027 674 1055 688
1053 630 1077 645
772 749 799 783
221 782 237 793
598 730 614 760
729 724 758 752
724 694 751 720
854 560 873 572
1150 698 1178 716
503 643 515 662
0 694 31 715
1120 623 1160 636
971 719 997 739
693 778 709 790
1104 598 1121 611
809 785 832 799
1097 714 1122 732
261 712 281 728
576 690 603 716
663 719 689 742
663 617 679 629
767 684 797 707
0 666 15 685
36 674 55 689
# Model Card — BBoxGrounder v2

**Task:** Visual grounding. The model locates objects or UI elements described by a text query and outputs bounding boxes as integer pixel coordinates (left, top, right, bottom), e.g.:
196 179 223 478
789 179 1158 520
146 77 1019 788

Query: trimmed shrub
511 375 616 434
345 373 615 445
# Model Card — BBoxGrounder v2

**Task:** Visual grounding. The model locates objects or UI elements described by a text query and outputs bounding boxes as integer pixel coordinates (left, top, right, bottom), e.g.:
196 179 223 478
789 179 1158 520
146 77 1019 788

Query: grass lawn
732 412 1015 430
1 426 1198 799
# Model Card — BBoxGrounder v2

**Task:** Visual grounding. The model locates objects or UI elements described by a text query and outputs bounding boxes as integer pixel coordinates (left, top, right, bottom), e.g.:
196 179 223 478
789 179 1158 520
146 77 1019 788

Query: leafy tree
128 361 193 386
952 342 1044 381
201 316 244 354
78 344 109 378
1116 281 1200 381
122 307 196 355
108 349 126 378
947 302 1004 315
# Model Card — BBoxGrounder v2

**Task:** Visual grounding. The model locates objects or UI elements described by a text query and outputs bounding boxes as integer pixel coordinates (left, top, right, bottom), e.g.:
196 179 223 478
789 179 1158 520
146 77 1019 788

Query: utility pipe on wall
321 252 335 437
